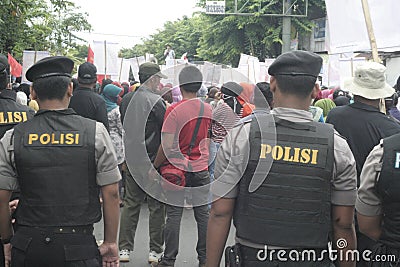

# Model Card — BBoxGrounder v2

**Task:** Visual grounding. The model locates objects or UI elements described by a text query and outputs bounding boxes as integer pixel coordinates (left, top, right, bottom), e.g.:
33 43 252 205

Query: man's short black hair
275 75 317 98
0 71 7 90
32 76 71 100
179 65 203 93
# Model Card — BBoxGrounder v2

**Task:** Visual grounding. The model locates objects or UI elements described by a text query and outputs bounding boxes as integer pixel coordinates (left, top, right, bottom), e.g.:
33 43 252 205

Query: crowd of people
0 50 400 267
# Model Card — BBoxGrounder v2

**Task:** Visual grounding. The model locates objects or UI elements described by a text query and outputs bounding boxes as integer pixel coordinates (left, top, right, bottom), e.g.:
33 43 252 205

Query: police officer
207 51 357 267
357 133 400 266
0 54 34 138
0 56 121 267
0 54 34 267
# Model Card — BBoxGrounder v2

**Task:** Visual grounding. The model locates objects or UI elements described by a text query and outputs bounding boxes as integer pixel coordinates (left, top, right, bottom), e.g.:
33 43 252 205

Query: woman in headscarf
102 84 125 203
314 98 337 121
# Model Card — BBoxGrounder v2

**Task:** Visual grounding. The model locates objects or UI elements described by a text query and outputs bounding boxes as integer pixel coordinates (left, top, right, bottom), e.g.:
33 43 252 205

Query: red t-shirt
162 99 212 172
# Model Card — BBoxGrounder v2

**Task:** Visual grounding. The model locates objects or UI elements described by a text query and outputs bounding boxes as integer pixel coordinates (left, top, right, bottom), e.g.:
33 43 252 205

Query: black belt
17 225 94 235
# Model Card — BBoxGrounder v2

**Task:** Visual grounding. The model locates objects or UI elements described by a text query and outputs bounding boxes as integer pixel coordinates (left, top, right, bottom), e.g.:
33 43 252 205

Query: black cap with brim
268 50 322 78
26 56 74 82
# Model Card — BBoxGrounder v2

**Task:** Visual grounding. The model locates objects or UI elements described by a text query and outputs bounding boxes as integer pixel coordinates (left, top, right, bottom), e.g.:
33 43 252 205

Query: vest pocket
11 233 32 266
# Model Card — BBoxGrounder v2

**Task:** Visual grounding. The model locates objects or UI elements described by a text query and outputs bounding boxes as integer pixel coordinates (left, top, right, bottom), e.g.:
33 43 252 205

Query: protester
102 84 125 204
207 51 357 267
118 62 167 264
0 56 120 267
18 83 39 112
15 91 27 106
69 62 109 131
386 92 400 121
205 86 219 105
163 44 175 60
151 65 212 267
314 98 336 121
334 95 351 106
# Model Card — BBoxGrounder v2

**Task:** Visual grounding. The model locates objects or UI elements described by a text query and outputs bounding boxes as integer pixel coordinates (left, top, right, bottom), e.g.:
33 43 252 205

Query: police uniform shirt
355 141 384 216
212 107 358 248
0 121 121 191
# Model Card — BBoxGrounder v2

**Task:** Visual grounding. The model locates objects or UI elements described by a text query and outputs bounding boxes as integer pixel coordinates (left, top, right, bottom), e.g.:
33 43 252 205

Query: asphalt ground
94 203 235 267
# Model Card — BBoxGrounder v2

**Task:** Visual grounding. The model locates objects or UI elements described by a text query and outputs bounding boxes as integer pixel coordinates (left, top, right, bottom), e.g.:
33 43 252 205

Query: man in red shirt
152 65 212 267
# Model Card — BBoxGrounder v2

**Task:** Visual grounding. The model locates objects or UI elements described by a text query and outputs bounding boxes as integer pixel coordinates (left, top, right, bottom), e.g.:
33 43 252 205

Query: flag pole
360 0 380 63
119 58 124 82
360 0 385 112
104 40 107 78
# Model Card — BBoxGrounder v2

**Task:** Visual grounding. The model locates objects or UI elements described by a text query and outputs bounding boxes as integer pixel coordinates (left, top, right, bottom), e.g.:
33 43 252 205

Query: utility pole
281 0 292 53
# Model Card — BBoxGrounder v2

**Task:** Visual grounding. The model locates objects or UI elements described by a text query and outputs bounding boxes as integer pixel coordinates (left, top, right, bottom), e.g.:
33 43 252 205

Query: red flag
7 53 22 77
87 45 94 64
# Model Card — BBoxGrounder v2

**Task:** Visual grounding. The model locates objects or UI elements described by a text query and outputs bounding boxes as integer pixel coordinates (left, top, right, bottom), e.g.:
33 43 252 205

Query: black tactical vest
234 115 334 248
13 109 100 227
0 91 34 138
377 133 400 248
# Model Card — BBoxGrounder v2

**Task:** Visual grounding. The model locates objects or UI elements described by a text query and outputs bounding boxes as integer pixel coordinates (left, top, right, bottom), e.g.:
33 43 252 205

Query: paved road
94 203 235 267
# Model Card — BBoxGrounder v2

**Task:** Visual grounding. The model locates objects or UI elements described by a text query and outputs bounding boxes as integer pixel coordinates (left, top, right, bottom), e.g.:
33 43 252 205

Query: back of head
0 54 10 90
334 96 350 106
179 65 203 93
138 62 166 83
268 50 322 97
26 56 74 101
314 98 336 117
78 62 97 85
221 82 243 97
254 82 273 108
208 87 219 99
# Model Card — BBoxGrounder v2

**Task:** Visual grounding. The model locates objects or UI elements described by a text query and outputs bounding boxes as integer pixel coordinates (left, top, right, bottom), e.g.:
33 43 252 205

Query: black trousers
238 245 334 267
10 226 100 267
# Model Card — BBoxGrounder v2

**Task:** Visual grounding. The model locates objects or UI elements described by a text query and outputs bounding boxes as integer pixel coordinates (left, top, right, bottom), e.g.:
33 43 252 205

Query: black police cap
26 56 74 82
268 50 322 78
0 54 9 73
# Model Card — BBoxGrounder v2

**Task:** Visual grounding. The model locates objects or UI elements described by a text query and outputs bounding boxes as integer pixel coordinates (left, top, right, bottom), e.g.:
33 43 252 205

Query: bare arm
206 198 235 267
332 205 356 267
357 212 382 241
99 182 120 266
0 190 12 240
101 183 120 243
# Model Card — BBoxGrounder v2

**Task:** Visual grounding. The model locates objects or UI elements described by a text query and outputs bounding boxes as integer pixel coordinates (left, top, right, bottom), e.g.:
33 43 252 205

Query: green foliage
121 0 325 67
0 0 91 62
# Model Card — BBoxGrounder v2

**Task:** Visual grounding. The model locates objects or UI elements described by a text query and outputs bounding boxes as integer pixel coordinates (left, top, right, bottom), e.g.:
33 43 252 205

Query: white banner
116 58 131 82
22 51 50 82
325 0 400 53
93 40 119 75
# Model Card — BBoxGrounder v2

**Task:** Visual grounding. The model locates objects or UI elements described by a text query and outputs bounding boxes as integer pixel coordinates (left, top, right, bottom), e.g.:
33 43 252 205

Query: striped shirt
211 102 239 143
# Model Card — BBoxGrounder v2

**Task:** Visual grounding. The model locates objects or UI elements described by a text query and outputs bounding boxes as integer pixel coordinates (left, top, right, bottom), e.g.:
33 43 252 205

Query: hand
9 199 19 213
4 243 11 267
99 242 119 267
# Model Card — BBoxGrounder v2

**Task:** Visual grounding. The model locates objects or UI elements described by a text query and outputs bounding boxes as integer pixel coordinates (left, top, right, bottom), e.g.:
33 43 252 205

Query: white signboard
206 1 225 14
22 51 50 83
325 0 400 53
